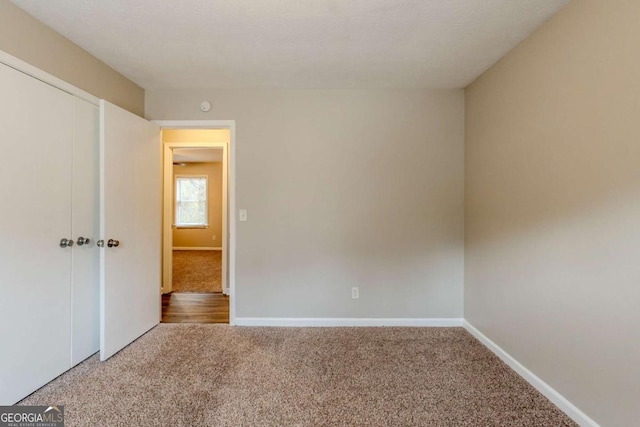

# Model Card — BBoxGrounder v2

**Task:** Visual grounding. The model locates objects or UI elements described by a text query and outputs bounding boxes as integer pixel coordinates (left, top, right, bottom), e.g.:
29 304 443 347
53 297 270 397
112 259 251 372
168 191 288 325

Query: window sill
173 225 209 229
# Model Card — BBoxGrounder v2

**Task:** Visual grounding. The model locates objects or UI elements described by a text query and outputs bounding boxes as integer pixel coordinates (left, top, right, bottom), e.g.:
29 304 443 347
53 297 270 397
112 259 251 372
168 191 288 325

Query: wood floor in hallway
162 292 229 324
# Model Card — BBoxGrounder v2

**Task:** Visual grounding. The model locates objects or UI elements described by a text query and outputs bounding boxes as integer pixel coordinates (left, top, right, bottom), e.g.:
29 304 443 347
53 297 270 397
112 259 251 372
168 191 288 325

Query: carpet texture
172 250 221 293
20 326 576 427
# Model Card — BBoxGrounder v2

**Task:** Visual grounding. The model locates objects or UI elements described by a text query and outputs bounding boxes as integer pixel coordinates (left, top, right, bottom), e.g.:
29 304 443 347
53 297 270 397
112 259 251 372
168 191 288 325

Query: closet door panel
100 100 161 361
0 63 73 404
71 98 100 366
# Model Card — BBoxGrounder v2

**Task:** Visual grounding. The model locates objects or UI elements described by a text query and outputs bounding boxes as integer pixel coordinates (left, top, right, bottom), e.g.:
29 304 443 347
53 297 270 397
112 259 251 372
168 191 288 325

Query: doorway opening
157 124 235 324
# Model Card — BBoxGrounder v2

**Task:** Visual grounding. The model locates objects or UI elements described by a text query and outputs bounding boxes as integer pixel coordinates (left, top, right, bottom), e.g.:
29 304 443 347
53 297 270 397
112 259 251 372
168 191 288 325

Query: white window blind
175 176 208 227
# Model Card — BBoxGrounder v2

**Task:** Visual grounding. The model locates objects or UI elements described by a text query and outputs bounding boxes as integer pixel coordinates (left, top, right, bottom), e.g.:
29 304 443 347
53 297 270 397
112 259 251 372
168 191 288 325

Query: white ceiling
173 148 223 163
12 0 568 90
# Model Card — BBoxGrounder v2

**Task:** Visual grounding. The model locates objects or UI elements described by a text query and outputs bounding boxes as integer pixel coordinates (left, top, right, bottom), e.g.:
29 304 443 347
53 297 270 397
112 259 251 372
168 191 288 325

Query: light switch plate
239 209 248 222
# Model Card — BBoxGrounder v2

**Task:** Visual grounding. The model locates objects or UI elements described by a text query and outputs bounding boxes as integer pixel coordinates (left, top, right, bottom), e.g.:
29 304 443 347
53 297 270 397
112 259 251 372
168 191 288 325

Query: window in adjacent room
175 175 208 227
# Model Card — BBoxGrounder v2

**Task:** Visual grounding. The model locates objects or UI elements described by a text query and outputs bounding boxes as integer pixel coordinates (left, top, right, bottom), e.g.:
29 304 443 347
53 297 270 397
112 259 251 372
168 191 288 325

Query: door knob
59 238 74 248
76 237 90 246
107 239 120 248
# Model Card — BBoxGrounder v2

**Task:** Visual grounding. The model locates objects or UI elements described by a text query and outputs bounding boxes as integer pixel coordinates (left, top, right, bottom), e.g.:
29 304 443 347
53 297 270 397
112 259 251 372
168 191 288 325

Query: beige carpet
172 250 221 293
20 326 576 426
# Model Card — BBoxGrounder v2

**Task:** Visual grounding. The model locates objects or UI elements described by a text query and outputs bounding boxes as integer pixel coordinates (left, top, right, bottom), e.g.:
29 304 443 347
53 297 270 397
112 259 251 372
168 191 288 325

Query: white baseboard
172 247 222 251
463 321 599 427
234 317 463 327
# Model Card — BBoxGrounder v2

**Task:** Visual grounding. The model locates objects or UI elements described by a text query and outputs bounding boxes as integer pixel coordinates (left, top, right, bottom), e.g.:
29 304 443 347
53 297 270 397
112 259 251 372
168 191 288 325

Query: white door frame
154 120 236 325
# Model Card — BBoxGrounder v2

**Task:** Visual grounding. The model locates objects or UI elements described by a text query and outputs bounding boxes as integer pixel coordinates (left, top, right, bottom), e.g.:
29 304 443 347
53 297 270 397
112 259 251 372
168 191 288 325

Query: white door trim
154 120 236 325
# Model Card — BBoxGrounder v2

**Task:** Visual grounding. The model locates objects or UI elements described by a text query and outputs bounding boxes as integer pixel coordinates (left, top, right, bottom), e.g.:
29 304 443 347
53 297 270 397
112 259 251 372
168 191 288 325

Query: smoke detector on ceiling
200 101 211 112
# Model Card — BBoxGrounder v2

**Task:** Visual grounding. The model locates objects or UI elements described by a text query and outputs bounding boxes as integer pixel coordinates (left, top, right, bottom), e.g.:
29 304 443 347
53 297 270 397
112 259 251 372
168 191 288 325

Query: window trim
174 174 208 228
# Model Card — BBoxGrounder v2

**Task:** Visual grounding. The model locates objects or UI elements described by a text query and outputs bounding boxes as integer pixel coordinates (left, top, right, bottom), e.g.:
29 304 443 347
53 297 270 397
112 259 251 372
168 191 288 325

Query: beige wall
147 89 465 319
172 162 223 248
0 2 144 116
465 1 640 425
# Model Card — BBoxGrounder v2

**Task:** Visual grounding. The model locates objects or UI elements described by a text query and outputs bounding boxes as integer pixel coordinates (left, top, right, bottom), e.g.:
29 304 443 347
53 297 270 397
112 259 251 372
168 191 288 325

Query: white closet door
99 100 162 361
71 98 100 366
0 63 73 404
